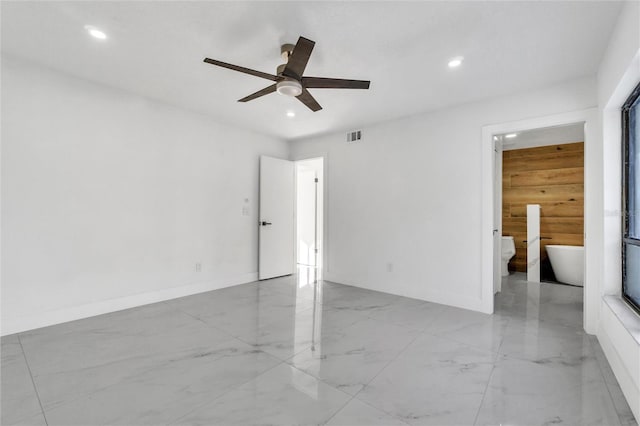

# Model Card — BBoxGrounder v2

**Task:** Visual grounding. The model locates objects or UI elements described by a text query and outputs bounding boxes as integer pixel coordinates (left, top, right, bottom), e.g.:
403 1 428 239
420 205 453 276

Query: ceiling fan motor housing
275 43 303 96
280 43 295 62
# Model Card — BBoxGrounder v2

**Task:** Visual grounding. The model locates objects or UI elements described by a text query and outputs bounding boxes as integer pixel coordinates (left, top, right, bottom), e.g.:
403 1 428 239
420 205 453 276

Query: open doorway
499 124 585 285
295 157 323 286
495 123 586 328
482 109 600 334
481 108 598 333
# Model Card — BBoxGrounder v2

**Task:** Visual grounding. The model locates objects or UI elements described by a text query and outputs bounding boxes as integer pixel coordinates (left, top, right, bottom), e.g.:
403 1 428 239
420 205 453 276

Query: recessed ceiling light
286 111 295 118
448 56 463 68
85 25 107 40
505 133 518 139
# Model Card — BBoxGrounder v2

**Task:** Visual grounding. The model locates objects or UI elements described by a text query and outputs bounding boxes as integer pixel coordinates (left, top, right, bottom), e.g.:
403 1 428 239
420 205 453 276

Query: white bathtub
546 245 584 287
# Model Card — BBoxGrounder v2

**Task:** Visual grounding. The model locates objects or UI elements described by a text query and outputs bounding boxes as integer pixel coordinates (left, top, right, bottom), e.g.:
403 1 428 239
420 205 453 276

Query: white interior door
259 156 295 280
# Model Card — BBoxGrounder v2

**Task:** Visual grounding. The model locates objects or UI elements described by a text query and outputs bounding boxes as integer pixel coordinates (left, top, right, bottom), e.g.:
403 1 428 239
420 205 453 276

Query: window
623 82 640 313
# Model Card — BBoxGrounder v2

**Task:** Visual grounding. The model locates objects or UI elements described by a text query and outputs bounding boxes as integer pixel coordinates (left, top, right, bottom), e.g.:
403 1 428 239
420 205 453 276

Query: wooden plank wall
502 142 584 272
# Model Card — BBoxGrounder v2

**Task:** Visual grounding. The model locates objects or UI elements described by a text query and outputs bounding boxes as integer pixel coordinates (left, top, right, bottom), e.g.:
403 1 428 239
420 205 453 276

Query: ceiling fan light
276 80 303 97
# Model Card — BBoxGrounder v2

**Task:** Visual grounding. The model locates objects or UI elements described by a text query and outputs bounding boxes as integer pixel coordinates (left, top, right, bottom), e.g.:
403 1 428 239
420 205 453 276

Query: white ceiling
500 123 584 151
1 1 622 141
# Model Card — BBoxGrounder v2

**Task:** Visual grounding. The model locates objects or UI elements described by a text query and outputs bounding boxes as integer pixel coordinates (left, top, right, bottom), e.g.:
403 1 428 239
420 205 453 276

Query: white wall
597 0 640 420
1 55 289 335
290 77 597 312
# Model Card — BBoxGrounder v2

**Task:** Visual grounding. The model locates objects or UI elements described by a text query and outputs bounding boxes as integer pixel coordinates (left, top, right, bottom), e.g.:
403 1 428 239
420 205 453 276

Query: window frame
622 81 640 314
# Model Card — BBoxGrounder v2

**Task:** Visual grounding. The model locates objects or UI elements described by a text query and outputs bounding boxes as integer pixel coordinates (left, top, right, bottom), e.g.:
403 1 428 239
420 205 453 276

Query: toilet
501 236 516 276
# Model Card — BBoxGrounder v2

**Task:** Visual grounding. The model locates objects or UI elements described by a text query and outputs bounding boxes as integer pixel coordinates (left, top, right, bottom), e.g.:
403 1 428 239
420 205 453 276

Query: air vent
347 130 362 142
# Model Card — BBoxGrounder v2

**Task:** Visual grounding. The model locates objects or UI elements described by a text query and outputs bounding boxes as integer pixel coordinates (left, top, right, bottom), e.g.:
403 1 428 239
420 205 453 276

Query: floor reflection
1 270 635 425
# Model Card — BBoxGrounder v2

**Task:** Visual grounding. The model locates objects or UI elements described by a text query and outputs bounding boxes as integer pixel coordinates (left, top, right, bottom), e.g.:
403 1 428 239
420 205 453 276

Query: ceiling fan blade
203 58 278 81
296 88 322 112
282 37 315 80
302 77 370 90
238 84 277 102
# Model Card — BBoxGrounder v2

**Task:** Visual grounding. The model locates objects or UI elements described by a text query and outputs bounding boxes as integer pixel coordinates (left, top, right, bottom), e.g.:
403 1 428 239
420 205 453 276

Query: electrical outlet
195 262 202 272
242 206 250 216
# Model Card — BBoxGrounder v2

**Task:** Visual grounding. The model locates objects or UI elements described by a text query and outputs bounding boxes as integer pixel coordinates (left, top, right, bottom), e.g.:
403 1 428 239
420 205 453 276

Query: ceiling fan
203 36 370 112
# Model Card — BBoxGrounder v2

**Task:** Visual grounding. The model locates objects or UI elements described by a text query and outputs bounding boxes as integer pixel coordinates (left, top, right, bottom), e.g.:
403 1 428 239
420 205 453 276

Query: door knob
260 221 272 226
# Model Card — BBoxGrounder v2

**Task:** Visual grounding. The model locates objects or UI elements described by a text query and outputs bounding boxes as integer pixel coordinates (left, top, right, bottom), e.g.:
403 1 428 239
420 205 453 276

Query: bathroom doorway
295 157 323 286
481 108 599 333
499 123 585 287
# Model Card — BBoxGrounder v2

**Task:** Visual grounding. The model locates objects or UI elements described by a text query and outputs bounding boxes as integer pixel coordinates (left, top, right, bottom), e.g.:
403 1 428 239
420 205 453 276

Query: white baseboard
323 272 484 313
1 272 258 336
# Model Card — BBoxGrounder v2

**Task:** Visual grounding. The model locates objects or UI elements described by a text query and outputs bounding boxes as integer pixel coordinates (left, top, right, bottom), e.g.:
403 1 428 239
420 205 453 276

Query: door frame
493 138 503 295
292 153 328 280
481 108 599 334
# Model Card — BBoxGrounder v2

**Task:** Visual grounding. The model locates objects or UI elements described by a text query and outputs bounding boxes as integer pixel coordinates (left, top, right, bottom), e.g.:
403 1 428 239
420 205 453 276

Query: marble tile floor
1 270 637 425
